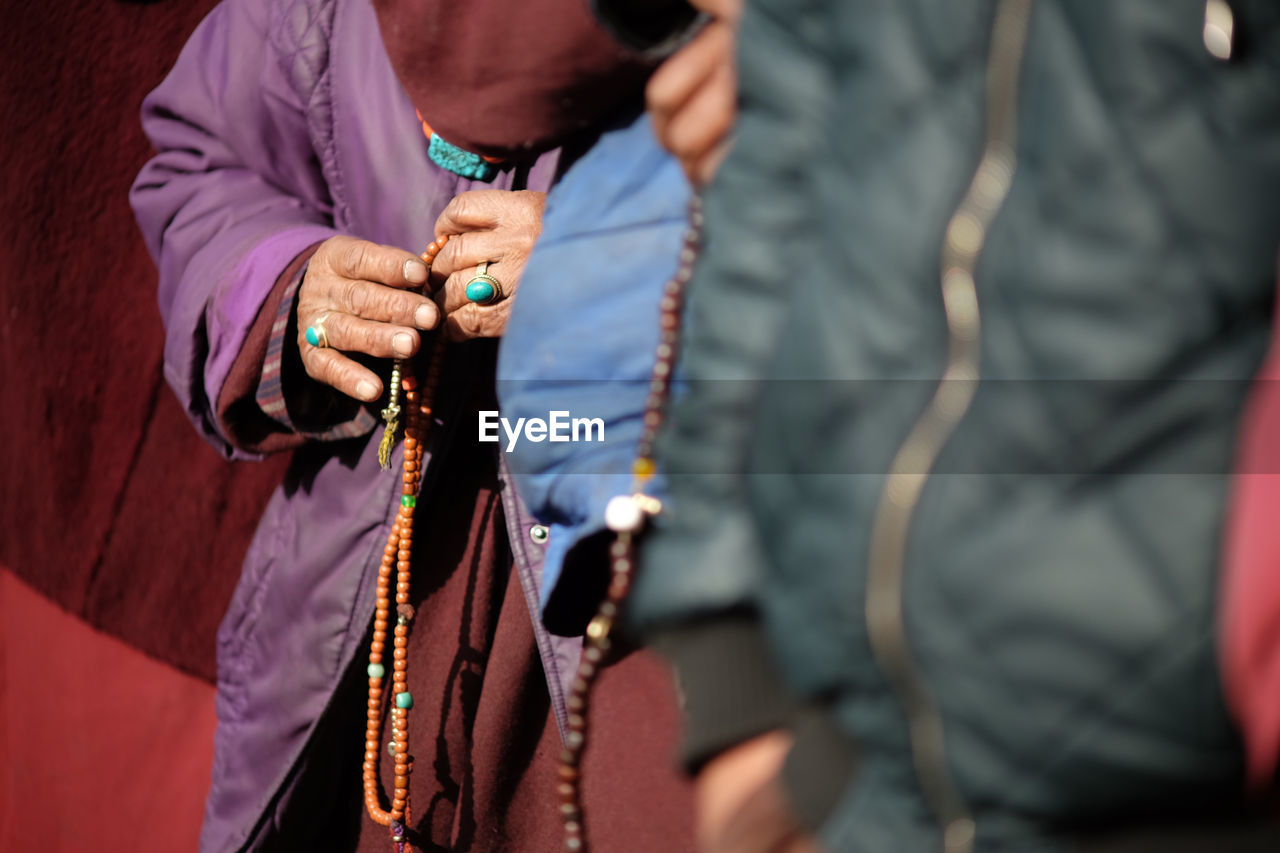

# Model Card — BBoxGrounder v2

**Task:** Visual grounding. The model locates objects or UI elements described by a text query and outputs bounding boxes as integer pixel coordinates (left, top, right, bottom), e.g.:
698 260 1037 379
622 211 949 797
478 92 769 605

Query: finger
430 229 510 285
663 60 736 173
692 139 733 186
320 312 421 360
648 28 724 117
299 345 384 402
433 190 508 237
646 22 731 134
329 237 430 289
442 300 512 341
320 278 439 329
437 260 513 315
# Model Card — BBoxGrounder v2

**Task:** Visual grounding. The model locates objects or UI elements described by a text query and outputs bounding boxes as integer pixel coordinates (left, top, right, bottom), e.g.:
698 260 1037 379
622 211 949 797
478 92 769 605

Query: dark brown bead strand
362 236 450 850
558 196 703 852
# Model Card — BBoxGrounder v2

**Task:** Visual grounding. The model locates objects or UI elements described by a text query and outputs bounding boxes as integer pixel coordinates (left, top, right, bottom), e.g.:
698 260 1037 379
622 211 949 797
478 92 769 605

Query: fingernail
414 304 437 329
392 332 414 357
404 258 428 284
356 380 378 401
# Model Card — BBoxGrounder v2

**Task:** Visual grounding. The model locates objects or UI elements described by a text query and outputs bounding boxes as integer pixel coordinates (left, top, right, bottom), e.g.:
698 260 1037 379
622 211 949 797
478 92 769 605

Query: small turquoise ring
304 313 330 348
464 261 504 305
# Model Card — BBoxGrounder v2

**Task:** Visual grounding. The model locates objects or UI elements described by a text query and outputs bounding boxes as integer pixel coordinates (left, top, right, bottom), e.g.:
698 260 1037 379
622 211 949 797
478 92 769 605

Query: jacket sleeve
130 0 345 459
636 0 833 648
633 0 855 792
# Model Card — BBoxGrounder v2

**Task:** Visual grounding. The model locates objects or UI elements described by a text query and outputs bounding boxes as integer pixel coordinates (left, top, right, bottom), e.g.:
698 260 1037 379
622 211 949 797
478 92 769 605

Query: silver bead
604 495 644 533
1203 0 1235 60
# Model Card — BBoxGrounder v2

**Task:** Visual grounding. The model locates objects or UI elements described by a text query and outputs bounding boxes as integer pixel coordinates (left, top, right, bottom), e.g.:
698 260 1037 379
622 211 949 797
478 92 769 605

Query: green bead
401 495 417 508
367 663 385 679
387 741 397 756
395 691 414 709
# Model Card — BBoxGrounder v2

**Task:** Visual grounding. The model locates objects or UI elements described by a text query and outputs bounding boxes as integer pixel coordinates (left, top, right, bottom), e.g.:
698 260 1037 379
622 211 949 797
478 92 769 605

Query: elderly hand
429 189 547 341
647 0 742 186
295 235 441 402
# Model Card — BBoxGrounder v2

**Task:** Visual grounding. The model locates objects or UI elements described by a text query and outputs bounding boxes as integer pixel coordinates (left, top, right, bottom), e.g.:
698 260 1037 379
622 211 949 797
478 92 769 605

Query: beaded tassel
557 197 703 852
363 236 450 850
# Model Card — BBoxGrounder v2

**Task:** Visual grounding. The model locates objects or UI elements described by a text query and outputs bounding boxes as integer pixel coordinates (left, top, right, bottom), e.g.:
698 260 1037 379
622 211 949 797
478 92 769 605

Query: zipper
863 2 1034 851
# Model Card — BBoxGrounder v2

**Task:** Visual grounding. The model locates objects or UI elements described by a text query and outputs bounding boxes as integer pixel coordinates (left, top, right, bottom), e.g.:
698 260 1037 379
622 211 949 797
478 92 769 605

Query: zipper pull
1204 0 1235 61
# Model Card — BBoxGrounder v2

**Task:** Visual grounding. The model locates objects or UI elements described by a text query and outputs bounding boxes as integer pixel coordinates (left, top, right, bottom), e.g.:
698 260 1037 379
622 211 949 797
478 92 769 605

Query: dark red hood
372 0 656 157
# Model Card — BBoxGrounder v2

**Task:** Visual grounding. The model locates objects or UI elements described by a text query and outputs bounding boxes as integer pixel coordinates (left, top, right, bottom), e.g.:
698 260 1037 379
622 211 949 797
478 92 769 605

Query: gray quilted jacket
636 1 1280 850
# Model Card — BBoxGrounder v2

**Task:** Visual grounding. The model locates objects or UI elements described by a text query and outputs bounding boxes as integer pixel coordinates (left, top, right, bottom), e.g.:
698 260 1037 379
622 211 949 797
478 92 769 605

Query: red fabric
0 0 288 684
0 566 215 851
1222 267 1280 788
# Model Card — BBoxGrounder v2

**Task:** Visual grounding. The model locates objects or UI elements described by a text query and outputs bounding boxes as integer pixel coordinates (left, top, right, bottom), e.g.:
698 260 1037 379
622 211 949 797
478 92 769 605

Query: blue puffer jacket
497 111 690 633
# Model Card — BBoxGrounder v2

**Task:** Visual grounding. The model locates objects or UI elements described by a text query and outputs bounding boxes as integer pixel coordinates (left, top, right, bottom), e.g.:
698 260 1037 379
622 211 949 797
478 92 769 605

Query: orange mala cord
361 236 450 849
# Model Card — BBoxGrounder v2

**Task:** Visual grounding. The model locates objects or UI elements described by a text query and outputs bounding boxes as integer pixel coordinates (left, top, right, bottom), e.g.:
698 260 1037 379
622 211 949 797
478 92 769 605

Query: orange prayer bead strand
362 235 449 848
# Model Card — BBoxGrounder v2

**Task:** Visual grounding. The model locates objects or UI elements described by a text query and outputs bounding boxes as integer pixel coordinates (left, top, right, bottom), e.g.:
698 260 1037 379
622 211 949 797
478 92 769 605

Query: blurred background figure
608 1 1280 851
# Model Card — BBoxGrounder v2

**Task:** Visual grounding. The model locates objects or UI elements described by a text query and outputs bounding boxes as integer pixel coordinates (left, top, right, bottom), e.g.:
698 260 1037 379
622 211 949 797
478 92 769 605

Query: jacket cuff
650 613 795 771
779 705 859 833
216 243 376 453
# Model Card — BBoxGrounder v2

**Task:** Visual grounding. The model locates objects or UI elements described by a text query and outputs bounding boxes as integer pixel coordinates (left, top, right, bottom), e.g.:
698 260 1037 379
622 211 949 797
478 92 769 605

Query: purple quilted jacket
130 1 579 849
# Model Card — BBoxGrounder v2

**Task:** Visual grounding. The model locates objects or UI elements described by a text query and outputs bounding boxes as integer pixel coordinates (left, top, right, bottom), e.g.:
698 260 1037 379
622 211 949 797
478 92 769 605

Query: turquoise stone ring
465 278 497 303
304 314 330 348
465 261 504 305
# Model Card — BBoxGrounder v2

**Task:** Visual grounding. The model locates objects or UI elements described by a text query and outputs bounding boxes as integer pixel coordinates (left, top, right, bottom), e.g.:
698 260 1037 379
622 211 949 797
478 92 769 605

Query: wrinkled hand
295 235 440 402
647 0 742 186
429 189 546 341
697 731 823 853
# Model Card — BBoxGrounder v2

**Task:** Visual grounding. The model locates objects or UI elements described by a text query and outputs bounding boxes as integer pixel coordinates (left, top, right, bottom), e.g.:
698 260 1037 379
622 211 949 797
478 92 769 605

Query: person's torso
746 0 1280 845
205 2 570 850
